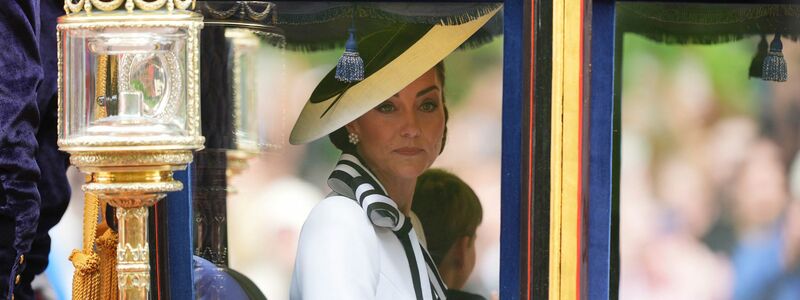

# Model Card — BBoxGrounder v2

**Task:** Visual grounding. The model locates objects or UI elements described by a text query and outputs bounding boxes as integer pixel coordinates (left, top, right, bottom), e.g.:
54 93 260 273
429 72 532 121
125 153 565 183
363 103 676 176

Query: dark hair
329 62 449 154
411 169 482 265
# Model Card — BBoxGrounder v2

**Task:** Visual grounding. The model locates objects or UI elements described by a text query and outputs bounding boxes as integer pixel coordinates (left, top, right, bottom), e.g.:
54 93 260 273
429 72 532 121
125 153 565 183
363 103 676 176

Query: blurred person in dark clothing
413 169 484 300
0 1 71 299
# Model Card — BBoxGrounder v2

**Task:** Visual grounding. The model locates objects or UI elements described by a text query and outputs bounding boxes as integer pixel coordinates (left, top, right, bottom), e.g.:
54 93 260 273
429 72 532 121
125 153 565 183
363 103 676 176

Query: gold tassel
69 250 101 300
98 226 119 300
70 191 102 300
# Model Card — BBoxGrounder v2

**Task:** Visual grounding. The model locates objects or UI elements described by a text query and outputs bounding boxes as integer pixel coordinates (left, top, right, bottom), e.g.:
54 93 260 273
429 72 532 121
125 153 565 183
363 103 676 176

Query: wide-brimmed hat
289 6 501 145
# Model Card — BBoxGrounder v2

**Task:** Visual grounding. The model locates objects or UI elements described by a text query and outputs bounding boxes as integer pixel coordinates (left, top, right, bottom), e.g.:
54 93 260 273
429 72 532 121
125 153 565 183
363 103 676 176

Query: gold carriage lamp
57 0 203 298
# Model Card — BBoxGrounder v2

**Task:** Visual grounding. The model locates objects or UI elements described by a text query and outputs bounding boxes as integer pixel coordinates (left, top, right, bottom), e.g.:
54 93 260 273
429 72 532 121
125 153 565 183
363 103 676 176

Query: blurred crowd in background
620 34 800 300
42 37 504 299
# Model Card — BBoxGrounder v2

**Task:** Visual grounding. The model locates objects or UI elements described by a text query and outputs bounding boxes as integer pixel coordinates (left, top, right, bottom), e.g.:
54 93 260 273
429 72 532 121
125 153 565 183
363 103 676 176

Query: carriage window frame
597 1 800 299
157 1 535 299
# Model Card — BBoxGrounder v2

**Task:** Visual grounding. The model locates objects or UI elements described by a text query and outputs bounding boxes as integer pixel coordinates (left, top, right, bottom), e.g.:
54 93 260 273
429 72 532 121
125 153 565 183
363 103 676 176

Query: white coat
290 194 430 300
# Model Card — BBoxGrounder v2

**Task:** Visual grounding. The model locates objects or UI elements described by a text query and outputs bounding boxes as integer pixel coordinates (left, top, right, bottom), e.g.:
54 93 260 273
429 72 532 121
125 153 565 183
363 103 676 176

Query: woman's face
347 68 445 182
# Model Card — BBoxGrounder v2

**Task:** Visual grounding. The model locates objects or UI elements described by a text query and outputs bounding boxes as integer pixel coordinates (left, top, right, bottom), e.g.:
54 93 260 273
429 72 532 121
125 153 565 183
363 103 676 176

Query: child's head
412 169 483 289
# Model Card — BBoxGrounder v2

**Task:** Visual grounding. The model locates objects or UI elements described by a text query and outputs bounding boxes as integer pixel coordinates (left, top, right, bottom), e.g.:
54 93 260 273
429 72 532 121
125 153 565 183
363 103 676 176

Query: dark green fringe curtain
618 3 800 45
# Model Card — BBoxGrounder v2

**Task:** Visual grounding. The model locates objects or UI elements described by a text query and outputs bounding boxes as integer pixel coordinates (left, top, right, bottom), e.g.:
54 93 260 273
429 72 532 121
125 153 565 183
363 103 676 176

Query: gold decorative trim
65 0 85 14
91 0 124 12
70 151 193 168
200 2 274 21
118 243 149 264
58 10 202 25
115 207 151 297
83 181 182 194
118 270 150 288
203 2 238 19
103 194 164 208
63 0 195 14
242 1 272 21
56 30 63 141
92 170 174 183
186 21 202 137
59 135 204 150
174 0 192 10
133 0 166 11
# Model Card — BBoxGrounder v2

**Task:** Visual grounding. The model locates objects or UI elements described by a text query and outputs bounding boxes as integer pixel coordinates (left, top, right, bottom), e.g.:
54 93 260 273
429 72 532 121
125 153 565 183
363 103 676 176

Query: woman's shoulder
300 194 376 239
307 194 367 221
313 194 364 214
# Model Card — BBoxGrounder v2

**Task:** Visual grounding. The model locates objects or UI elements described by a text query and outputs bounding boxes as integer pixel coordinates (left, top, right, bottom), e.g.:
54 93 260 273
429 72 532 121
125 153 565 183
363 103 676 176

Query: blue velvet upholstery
193 256 248 300
0 0 69 299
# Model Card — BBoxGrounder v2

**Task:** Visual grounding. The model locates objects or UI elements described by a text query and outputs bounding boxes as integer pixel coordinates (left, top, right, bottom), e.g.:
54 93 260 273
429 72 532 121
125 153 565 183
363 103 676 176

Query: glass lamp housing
58 12 204 153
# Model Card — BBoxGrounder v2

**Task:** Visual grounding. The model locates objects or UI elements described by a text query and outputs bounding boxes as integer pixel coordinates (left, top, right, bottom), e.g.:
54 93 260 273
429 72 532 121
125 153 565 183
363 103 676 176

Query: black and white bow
328 153 448 300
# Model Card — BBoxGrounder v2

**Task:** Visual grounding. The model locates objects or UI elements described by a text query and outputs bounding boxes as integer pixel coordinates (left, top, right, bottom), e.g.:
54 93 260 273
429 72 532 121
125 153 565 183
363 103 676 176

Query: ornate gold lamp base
74 151 193 299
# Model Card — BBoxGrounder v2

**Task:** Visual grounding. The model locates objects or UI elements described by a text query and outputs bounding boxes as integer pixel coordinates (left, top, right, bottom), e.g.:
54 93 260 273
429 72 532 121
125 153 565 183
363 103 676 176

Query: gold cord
69 192 101 300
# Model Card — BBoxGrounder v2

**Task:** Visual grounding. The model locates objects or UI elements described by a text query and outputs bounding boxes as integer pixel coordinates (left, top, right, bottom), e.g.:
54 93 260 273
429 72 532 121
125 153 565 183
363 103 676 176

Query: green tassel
762 34 787 82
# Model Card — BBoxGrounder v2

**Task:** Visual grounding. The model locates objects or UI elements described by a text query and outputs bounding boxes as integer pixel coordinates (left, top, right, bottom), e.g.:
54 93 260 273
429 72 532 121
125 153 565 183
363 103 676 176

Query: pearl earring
348 132 359 145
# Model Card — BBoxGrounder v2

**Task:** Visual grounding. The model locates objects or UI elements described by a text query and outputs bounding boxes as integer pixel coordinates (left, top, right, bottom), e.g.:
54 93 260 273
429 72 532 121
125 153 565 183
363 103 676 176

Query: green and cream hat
289 6 501 145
